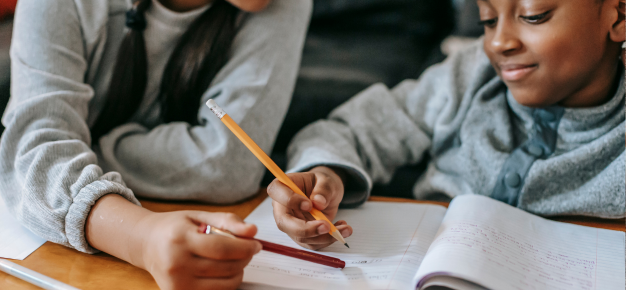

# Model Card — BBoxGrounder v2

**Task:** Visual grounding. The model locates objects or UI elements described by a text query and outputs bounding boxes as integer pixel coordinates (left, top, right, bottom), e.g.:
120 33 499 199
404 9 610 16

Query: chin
509 90 555 108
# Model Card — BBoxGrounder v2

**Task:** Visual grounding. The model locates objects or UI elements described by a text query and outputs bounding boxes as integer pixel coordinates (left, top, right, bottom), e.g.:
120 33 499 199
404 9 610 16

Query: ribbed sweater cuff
65 179 141 253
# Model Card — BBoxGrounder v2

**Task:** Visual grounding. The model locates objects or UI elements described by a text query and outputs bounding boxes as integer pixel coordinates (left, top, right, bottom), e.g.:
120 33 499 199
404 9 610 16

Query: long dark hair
90 0 239 142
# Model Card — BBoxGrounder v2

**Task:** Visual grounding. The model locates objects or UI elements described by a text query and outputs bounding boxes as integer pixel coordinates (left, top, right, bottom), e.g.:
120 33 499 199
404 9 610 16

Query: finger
293 223 352 246
187 212 257 238
273 201 331 238
267 174 314 212
292 207 310 221
335 223 353 238
292 233 336 245
188 233 262 260
308 174 335 211
191 256 253 278
192 272 244 290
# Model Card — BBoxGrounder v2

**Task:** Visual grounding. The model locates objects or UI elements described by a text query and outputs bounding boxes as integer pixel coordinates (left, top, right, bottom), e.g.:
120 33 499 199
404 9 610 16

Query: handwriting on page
247 262 393 281
241 200 448 290
431 221 595 290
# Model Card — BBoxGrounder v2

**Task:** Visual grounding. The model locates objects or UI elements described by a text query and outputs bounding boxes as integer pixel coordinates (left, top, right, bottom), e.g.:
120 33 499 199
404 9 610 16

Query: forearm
85 194 153 269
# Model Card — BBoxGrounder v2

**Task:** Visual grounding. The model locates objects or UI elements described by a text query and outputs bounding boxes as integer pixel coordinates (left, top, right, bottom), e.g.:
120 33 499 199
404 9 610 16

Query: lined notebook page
413 195 625 290
241 198 447 290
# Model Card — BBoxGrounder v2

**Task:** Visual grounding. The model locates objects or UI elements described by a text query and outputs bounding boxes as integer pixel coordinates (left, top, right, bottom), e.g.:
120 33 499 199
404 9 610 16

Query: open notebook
240 195 625 290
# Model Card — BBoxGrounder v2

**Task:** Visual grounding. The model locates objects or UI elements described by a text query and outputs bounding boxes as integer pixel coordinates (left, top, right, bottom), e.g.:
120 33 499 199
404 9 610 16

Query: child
267 0 625 250
0 0 311 289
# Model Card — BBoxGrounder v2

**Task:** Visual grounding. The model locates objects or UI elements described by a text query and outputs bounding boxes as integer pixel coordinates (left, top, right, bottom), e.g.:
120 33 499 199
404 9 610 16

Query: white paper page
413 195 625 290
421 276 487 290
241 198 447 290
0 198 46 260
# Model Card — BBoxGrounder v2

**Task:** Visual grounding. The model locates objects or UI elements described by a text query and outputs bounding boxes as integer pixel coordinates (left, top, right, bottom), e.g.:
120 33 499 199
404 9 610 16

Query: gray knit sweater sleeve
286 41 492 207
96 0 312 202
0 0 311 254
0 0 140 254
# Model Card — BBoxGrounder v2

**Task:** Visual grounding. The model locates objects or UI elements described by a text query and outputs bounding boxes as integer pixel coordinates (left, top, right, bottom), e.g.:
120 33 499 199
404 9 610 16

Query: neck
158 0 211 12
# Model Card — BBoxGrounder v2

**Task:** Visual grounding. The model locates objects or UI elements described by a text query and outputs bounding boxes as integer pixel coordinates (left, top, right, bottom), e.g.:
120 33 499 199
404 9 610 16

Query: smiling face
477 0 624 108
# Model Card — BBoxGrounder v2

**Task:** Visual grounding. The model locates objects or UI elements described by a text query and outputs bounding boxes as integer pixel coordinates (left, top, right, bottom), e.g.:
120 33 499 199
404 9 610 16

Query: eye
520 11 551 24
477 18 497 28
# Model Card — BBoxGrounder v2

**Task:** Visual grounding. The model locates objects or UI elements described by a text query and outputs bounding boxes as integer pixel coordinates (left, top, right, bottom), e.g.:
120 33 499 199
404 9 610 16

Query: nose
488 18 522 55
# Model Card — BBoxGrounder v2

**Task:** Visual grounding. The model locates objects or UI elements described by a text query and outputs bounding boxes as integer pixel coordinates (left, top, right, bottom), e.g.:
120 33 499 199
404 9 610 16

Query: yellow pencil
206 99 349 248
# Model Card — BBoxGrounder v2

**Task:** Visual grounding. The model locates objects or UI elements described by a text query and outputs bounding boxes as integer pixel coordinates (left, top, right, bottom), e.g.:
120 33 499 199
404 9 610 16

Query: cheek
522 28 571 70
522 28 596 89
523 16 606 80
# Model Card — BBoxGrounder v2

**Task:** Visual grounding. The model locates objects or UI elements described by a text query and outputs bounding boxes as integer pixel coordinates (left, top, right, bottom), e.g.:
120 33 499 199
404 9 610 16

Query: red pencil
199 224 345 269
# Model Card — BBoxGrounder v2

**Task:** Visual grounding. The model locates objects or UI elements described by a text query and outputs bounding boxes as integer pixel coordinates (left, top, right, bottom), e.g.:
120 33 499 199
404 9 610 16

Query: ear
608 0 625 43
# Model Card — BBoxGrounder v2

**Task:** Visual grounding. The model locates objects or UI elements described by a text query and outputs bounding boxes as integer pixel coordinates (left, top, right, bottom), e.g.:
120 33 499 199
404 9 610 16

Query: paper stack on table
0 197 45 260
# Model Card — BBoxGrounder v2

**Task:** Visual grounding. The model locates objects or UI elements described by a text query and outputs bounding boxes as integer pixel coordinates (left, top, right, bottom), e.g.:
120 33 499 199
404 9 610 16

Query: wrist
128 211 158 270
85 194 153 269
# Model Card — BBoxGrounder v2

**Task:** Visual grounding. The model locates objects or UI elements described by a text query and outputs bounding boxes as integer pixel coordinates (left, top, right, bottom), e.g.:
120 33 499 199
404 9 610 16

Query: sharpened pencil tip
344 243 350 248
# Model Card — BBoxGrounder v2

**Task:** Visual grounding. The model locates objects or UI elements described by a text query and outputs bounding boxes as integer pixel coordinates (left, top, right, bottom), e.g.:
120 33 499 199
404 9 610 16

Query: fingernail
341 228 350 238
300 201 311 211
317 224 329 235
255 243 262 254
314 195 326 206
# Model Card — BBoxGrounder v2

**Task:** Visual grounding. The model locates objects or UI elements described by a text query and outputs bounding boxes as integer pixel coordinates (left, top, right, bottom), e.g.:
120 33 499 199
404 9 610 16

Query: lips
499 63 538 81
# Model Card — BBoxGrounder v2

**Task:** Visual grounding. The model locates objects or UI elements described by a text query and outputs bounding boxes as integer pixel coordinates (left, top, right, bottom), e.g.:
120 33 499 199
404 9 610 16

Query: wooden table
1 191 624 289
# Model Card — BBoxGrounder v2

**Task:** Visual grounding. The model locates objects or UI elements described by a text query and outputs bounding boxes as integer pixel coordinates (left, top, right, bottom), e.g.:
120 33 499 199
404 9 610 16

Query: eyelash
520 11 551 24
477 18 497 28
477 11 551 28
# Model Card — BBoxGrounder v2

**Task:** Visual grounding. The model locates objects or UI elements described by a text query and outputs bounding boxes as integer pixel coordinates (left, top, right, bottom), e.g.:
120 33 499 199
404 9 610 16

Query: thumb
188 211 258 238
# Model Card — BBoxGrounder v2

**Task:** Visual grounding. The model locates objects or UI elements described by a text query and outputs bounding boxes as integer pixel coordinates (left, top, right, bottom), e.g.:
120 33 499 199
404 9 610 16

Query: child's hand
267 166 353 250
136 211 262 290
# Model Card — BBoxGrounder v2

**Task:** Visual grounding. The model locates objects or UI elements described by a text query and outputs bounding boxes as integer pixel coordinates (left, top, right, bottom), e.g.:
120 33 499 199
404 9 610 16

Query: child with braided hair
1 0 311 289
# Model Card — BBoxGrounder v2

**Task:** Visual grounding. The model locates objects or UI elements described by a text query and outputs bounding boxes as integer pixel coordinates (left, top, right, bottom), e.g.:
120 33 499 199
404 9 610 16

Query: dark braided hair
90 0 239 142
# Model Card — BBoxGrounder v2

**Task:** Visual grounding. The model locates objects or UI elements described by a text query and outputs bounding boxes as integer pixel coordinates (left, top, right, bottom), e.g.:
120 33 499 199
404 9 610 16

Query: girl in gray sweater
0 0 310 289
267 0 626 250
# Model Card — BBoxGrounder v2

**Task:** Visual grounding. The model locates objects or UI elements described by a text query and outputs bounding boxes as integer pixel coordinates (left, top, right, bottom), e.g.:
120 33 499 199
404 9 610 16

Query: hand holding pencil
267 166 353 250
206 100 352 250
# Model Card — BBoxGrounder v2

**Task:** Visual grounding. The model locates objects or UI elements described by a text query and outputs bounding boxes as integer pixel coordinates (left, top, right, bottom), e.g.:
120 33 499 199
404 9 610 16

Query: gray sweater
287 40 625 219
0 0 311 253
